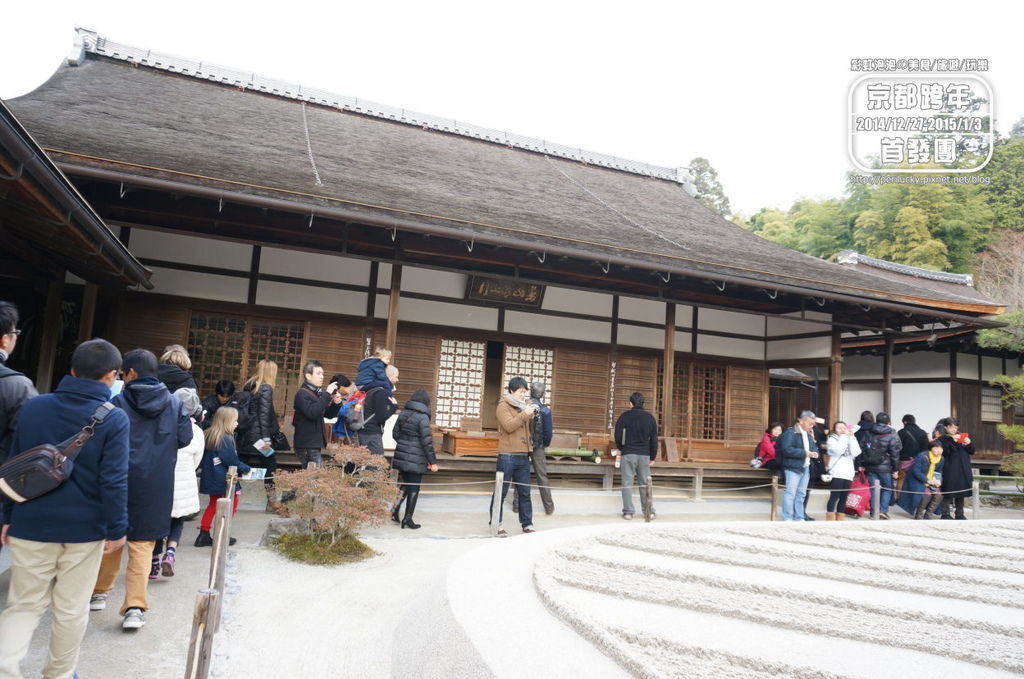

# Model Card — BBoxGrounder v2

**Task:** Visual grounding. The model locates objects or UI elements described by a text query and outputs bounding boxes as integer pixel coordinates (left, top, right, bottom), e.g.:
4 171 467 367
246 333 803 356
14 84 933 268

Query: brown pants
93 540 155 615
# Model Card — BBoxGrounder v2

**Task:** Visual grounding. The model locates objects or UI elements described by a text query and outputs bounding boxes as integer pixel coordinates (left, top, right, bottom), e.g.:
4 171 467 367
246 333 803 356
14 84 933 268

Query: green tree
688 157 731 217
980 137 1024 232
790 199 853 259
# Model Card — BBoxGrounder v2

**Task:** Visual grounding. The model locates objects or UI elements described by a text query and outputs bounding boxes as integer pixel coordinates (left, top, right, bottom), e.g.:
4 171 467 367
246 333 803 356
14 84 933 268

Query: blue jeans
782 467 810 521
867 471 893 515
490 453 533 529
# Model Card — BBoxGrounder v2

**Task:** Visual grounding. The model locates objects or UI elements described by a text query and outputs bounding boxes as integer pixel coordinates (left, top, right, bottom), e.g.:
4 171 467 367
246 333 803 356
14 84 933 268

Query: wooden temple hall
1 29 1013 470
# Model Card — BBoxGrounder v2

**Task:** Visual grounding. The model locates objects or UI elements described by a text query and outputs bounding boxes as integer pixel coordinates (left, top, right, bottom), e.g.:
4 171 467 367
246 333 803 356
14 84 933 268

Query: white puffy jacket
172 422 204 517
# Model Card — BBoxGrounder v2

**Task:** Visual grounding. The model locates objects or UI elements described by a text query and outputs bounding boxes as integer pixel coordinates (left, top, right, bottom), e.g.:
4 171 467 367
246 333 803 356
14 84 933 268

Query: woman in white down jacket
825 421 861 520
151 388 205 578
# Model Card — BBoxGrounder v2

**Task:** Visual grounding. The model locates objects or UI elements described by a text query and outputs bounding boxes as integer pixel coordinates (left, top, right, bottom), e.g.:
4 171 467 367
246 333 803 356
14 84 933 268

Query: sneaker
495 529 509 538
650 512 657 520
522 526 536 534
89 593 107 611
879 513 890 520
622 513 633 520
122 608 145 630
149 561 160 580
161 552 176 577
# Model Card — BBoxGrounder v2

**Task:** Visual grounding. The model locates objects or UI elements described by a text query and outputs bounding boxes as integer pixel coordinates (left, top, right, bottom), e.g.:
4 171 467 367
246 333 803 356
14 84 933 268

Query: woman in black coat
237 359 282 513
390 389 438 529
934 416 974 520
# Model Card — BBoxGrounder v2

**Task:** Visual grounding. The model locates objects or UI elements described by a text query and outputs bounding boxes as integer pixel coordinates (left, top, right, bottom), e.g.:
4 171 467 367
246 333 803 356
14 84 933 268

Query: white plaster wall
695 335 764 361
699 308 764 336
542 286 614 317
842 383 884 425
766 315 824 336
144 266 247 303
130 229 251 270
617 297 665 324
617 324 664 350
65 272 86 285
398 298 498 331
377 263 393 288
1007 360 1023 377
676 304 694 328
982 356 1003 381
256 282 366 317
766 336 831 361
259 247 370 286
675 330 693 352
892 351 949 379
892 382 951 434
956 353 979 380
506 311 610 343
400 266 467 299
843 355 883 380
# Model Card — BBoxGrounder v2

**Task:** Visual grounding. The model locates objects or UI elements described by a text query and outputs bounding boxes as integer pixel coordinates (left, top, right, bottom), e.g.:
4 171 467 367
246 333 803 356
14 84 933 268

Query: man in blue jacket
90 348 192 631
776 410 820 521
0 338 129 678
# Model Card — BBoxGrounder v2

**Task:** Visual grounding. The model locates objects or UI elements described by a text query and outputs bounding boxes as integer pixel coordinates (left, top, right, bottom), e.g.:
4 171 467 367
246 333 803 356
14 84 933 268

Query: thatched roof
6 33 1003 316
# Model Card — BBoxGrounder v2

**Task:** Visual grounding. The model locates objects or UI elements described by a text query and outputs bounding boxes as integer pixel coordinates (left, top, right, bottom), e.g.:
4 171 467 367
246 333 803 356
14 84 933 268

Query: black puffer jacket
238 382 278 449
855 423 902 474
157 363 198 393
391 400 436 474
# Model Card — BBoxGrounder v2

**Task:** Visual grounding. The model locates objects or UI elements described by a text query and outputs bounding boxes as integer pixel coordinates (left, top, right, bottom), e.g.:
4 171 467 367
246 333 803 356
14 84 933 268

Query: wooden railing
184 466 236 679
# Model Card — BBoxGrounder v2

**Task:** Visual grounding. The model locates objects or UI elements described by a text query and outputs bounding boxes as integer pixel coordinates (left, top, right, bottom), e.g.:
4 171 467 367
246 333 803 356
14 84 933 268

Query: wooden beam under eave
384 265 402 356
35 274 65 393
829 327 842 428
660 304 676 438
77 282 99 343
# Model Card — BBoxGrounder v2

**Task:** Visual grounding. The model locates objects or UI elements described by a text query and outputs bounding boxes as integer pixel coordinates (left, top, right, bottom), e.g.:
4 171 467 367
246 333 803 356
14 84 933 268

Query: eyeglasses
4 329 20 336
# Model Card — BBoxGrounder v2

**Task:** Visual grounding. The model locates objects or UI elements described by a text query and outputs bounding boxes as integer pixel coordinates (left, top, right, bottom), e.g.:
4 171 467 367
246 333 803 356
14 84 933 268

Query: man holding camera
293 360 341 469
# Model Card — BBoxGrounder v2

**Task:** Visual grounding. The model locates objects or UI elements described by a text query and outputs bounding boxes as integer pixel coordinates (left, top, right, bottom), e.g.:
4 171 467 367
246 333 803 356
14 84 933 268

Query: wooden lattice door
435 339 486 429
502 345 554 405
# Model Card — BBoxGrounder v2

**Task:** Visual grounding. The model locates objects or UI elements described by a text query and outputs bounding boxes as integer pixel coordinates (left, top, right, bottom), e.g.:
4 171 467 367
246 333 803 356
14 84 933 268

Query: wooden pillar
883 335 894 415
384 264 402 354
35 274 65 394
660 304 676 436
828 327 842 428
76 282 99 343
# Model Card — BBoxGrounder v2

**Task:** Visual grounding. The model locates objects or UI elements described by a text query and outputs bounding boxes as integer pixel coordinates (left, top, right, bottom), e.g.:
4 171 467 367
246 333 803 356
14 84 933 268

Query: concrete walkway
0 488 1020 678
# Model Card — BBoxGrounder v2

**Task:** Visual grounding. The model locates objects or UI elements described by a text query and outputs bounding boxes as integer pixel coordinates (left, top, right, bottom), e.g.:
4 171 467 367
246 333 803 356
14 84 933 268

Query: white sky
2 1 1022 215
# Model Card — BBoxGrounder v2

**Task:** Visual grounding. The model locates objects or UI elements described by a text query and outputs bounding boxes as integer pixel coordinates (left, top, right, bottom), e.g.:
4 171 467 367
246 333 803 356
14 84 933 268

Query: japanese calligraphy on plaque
466 276 544 308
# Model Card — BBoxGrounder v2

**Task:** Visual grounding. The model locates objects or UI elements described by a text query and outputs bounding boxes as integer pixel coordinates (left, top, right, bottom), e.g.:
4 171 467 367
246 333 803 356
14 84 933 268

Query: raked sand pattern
532 520 1024 678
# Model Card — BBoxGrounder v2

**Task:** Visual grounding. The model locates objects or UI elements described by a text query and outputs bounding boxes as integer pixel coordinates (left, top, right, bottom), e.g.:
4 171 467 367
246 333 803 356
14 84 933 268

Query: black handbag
270 430 291 451
0 402 115 503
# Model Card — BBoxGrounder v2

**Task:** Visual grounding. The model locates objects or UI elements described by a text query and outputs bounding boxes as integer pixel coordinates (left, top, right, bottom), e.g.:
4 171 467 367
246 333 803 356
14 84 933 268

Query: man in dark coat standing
0 301 37 558
92 348 192 630
292 360 341 468
855 411 902 519
614 392 659 520
896 414 930 499
0 338 128 678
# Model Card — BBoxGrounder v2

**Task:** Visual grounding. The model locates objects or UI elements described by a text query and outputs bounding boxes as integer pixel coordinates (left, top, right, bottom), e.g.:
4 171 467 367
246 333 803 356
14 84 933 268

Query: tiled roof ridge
836 249 974 287
68 27 692 187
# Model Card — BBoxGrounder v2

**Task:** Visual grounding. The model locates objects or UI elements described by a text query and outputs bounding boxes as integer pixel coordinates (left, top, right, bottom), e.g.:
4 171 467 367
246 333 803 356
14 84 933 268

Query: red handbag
845 471 871 516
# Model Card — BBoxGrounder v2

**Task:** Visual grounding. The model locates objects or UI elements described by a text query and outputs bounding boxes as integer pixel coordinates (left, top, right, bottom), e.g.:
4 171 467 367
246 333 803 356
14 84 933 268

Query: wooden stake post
490 470 505 536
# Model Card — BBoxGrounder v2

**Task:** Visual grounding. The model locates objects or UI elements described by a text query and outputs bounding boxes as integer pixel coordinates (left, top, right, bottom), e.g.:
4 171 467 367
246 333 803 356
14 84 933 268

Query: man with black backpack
855 411 902 519
0 338 129 678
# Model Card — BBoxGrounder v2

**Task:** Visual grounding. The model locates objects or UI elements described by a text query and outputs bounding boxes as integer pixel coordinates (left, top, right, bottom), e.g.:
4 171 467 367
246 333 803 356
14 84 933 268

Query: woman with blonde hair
194 407 250 546
237 359 284 512
158 343 198 392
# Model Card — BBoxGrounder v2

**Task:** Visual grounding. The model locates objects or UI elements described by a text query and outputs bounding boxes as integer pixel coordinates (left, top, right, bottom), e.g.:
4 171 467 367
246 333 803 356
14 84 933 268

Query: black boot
954 496 967 520
939 498 953 519
401 491 421 530
391 490 405 524
194 530 213 547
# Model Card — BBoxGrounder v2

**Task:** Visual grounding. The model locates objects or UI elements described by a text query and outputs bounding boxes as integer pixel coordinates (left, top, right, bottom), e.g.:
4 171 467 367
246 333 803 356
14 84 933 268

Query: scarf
799 426 811 467
926 450 942 481
503 393 531 411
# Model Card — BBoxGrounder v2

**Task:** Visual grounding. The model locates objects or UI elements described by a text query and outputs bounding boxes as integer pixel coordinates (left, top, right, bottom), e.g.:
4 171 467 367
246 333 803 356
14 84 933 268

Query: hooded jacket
391 399 437 474
112 376 194 540
238 382 278 451
157 363 198 393
3 375 129 543
0 359 37 463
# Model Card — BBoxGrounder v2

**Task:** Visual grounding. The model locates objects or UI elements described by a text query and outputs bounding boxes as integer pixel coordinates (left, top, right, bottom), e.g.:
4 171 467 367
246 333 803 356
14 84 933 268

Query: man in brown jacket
489 377 538 536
